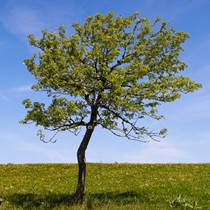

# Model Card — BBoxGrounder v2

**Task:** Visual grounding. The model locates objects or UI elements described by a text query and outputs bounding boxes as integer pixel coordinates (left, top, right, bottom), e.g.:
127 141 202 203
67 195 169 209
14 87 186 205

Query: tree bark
74 104 98 203
75 127 94 203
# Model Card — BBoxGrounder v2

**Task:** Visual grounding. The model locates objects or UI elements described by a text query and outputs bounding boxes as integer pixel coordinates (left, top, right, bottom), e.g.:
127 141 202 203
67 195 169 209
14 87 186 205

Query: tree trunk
74 126 94 203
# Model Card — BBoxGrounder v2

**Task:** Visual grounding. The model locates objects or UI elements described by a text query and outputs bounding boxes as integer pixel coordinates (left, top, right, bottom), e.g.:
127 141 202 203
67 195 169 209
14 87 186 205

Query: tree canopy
21 12 201 141
21 12 201 202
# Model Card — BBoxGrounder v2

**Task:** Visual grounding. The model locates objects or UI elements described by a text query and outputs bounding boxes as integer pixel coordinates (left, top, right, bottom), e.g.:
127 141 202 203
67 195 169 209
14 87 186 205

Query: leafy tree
21 12 201 203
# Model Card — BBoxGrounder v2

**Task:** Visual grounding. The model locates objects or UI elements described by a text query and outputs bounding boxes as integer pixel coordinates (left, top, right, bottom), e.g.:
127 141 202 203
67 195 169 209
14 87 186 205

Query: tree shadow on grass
6 190 152 209
6 193 75 209
88 190 152 205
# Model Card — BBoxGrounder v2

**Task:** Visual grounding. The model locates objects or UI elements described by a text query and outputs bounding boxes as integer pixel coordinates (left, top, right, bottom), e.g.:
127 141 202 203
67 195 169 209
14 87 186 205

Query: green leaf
22 12 201 142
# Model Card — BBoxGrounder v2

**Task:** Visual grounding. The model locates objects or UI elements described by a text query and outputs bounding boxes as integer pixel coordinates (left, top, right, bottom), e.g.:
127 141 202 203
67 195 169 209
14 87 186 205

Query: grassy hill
0 163 209 209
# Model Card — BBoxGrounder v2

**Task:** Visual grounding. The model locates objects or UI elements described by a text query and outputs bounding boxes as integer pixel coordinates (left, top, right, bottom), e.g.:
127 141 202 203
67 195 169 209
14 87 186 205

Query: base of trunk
75 184 85 203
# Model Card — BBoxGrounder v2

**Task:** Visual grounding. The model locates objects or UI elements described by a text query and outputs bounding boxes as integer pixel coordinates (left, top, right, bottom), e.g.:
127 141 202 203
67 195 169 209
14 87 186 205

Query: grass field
0 163 209 209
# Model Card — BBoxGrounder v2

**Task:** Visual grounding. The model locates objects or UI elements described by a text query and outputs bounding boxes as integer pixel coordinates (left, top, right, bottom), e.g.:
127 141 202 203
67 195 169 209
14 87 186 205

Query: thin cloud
10 85 32 93
0 1 80 40
116 130 210 163
165 64 210 122
19 142 73 163
0 4 46 37
120 141 187 163
0 131 76 163
166 93 210 122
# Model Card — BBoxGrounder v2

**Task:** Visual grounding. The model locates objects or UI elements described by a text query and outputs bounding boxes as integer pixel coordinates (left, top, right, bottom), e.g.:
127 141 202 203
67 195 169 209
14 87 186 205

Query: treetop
21 12 201 142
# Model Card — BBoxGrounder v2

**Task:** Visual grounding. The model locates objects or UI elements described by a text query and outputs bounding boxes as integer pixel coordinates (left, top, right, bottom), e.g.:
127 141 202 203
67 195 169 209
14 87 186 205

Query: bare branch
100 104 165 141
37 129 58 143
110 52 134 72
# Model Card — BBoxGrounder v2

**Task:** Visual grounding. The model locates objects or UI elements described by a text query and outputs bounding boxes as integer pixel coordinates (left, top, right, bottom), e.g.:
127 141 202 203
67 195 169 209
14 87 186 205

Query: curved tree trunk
74 104 98 204
74 126 94 203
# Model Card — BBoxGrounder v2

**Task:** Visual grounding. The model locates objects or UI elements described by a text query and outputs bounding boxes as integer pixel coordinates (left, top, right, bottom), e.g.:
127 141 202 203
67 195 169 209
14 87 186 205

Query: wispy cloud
119 140 187 163
0 130 77 163
111 128 210 163
165 93 210 123
0 4 46 37
0 1 80 40
19 142 74 163
10 85 32 93
166 64 210 122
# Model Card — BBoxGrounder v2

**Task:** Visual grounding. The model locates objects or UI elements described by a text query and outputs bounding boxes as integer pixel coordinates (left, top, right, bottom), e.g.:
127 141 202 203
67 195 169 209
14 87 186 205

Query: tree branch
110 52 134 72
100 104 165 141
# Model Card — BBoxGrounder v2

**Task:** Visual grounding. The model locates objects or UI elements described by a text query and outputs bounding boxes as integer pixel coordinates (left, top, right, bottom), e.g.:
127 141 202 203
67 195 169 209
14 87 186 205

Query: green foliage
0 164 210 209
22 12 201 141
170 195 203 209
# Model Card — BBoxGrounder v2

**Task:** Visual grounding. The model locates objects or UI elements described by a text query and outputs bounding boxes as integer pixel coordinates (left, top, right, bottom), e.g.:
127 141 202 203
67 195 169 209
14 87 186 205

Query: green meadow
0 163 209 209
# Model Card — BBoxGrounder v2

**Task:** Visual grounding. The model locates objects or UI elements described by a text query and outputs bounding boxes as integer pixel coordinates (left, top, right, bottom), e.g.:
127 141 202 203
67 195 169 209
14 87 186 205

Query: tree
21 12 201 203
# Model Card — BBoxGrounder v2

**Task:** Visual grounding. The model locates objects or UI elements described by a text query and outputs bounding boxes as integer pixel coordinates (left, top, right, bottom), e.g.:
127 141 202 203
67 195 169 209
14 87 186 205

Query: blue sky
0 0 210 164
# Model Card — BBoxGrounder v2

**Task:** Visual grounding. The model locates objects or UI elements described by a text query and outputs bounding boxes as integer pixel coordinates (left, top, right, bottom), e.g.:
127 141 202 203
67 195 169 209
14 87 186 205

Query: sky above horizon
0 0 210 164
